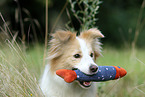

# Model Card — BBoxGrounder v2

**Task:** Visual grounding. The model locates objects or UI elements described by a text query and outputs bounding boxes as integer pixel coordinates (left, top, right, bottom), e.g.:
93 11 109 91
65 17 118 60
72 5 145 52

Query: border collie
40 28 104 97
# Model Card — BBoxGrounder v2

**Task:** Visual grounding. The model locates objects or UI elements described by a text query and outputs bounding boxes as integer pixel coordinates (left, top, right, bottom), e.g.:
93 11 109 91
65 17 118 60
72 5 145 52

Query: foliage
66 0 102 32
0 1 145 96
0 0 145 47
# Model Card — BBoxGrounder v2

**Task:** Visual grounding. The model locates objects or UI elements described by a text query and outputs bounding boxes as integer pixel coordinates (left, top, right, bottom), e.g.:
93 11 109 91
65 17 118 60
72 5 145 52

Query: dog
40 28 104 97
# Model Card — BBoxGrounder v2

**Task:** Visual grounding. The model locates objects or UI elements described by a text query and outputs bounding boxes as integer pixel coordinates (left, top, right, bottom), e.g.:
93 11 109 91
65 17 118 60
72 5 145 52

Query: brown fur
40 28 104 97
48 31 79 71
48 28 103 72
79 28 104 60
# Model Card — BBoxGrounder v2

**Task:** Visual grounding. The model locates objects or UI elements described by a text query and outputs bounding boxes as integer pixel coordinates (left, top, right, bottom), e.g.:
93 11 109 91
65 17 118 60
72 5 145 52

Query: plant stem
43 0 49 67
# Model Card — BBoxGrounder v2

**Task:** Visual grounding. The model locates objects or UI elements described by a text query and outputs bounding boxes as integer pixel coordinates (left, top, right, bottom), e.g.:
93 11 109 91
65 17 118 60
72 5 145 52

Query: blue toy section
75 66 116 82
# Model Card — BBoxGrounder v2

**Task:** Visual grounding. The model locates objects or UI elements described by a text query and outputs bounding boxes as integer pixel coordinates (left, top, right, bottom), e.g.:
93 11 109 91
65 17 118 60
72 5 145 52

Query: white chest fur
40 65 97 97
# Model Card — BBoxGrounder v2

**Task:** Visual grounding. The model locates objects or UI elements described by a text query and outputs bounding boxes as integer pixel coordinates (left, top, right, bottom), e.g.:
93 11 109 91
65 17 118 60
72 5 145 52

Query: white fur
40 37 98 97
40 65 97 97
75 37 98 75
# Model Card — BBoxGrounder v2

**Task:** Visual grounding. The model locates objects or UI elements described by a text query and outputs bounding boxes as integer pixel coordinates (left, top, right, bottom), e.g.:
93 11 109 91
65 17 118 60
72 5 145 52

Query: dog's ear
48 30 76 61
80 28 104 60
80 28 104 40
52 30 76 43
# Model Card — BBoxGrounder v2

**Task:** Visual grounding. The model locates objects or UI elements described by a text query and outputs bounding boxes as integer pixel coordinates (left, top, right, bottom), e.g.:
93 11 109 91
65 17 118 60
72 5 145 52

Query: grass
97 47 145 97
0 43 44 97
0 42 145 97
0 0 144 96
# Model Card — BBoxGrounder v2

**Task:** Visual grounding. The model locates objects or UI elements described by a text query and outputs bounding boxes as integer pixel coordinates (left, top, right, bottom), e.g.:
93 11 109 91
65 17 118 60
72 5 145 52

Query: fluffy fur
40 28 104 97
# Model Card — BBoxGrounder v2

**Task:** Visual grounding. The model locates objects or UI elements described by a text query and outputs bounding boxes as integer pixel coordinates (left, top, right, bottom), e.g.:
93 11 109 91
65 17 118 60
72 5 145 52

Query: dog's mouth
72 68 92 88
78 81 92 88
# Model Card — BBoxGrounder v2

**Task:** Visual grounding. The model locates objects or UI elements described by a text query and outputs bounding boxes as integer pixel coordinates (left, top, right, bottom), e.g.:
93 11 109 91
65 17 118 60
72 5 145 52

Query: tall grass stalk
132 0 145 56
0 42 44 96
0 11 44 97
43 0 49 67
50 0 68 34
23 8 42 44
0 12 13 38
43 0 68 67
15 0 26 49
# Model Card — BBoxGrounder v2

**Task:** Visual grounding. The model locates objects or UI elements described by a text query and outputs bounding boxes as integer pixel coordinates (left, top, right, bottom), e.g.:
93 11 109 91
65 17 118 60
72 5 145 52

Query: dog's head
48 28 104 88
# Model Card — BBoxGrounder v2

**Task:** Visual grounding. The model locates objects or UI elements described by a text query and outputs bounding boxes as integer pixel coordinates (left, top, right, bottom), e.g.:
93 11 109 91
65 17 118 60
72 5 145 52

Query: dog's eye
90 53 93 57
74 54 81 58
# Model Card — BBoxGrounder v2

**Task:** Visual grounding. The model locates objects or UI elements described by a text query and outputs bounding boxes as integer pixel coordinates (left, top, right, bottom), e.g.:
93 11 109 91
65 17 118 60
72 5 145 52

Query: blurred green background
0 0 145 48
0 0 145 97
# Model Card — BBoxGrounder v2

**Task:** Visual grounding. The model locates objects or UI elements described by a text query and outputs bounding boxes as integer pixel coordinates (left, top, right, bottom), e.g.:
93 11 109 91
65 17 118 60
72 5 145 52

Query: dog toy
56 66 127 83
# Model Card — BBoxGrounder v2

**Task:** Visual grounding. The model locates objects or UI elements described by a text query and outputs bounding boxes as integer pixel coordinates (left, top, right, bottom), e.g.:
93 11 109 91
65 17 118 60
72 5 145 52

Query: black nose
90 65 98 72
